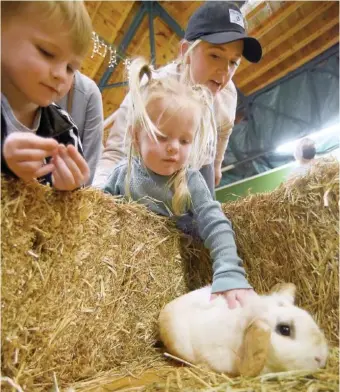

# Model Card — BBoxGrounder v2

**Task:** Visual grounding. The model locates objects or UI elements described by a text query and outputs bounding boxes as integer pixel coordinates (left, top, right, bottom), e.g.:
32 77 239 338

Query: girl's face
183 40 243 95
136 98 196 176
1 6 82 109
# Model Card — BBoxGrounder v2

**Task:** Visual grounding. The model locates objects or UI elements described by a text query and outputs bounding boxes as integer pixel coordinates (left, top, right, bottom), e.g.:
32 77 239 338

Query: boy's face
1 7 83 108
184 40 243 95
136 98 195 176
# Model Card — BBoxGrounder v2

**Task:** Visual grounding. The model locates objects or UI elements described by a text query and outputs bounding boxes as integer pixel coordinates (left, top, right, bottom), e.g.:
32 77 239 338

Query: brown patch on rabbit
236 319 271 376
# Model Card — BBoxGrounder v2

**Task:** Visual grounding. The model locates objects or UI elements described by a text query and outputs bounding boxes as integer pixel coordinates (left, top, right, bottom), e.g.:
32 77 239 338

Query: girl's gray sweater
102 159 251 294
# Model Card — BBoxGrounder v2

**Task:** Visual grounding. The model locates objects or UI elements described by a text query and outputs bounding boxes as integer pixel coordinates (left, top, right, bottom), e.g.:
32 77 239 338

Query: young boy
1 1 92 190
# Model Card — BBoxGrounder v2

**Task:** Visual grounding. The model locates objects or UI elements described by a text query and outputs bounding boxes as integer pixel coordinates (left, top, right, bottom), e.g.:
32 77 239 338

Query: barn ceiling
81 1 339 120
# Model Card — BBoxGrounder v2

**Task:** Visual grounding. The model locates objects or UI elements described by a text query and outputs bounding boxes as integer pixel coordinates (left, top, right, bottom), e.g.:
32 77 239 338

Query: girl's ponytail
125 58 155 198
169 168 191 216
127 57 160 143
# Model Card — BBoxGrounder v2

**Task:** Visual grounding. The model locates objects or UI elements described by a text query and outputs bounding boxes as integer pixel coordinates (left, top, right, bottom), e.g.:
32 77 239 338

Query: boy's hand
210 288 257 309
3 132 58 181
52 144 89 190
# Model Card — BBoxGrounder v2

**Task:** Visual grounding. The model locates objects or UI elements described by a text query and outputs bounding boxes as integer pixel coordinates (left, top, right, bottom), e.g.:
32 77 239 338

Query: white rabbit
159 283 328 376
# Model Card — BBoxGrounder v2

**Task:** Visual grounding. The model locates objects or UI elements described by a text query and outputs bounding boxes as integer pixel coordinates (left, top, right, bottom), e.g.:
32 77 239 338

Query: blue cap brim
200 31 262 63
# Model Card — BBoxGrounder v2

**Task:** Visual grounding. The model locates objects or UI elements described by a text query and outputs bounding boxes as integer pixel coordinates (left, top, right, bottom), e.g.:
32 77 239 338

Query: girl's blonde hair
125 57 217 215
1 1 92 57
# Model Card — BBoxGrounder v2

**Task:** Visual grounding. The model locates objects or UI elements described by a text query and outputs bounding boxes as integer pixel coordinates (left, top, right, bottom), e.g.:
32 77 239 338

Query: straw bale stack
228 158 339 344
1 179 185 389
76 348 338 392
186 158 339 345
1 158 338 391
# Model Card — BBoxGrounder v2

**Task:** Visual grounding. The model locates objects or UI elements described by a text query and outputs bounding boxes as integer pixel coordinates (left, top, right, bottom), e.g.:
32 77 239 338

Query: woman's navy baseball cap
185 1 262 63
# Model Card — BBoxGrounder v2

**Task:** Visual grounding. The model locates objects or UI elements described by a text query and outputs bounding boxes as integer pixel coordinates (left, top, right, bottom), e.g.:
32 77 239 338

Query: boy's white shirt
93 62 237 187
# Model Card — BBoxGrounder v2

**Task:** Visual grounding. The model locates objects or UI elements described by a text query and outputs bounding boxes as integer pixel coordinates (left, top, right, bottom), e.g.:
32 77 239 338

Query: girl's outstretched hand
52 144 90 191
210 288 258 309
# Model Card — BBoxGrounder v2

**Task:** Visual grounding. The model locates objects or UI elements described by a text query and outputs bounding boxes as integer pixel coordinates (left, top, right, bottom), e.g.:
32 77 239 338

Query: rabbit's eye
276 323 291 336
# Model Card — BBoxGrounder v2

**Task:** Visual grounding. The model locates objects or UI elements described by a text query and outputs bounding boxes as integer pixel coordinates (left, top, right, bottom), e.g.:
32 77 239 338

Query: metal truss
98 1 185 91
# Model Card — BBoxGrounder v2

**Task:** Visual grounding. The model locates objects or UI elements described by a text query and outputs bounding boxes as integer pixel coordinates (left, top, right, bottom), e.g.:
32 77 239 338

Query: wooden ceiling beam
261 2 334 56
248 1 303 37
89 58 104 80
127 18 150 59
244 1 267 20
90 1 102 22
236 11 338 89
154 19 180 66
237 1 333 74
90 2 135 80
244 34 339 96
185 2 203 19
153 2 200 65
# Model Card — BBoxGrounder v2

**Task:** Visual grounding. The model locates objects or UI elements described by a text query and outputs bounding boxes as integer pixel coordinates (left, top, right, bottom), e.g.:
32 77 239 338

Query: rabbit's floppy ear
236 319 271 377
269 282 296 304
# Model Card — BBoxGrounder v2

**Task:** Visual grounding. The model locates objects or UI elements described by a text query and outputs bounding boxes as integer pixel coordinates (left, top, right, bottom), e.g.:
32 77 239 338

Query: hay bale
64 347 339 391
1 158 338 391
128 347 339 392
182 159 339 345
224 158 339 345
1 179 186 389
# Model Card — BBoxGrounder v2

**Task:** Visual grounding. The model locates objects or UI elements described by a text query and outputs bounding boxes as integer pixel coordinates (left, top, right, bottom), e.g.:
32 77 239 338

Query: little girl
102 58 255 309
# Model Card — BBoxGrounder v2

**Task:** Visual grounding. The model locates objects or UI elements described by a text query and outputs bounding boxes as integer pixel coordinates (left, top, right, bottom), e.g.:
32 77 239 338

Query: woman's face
184 40 243 95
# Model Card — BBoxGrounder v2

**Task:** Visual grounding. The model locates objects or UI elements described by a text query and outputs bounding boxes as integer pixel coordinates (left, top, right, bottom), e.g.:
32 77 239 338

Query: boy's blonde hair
125 57 216 215
1 1 92 57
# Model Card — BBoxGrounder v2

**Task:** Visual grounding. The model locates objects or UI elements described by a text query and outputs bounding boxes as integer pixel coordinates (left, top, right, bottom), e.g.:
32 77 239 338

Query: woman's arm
82 83 104 185
93 93 131 188
214 81 237 186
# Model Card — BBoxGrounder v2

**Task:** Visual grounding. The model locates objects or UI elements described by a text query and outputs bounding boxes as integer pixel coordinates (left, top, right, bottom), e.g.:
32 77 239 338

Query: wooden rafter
90 2 135 79
237 1 304 73
245 32 339 96
245 1 267 20
129 18 151 59
238 1 334 74
185 2 203 19
249 1 303 37
262 2 334 56
237 11 338 89
90 1 102 22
